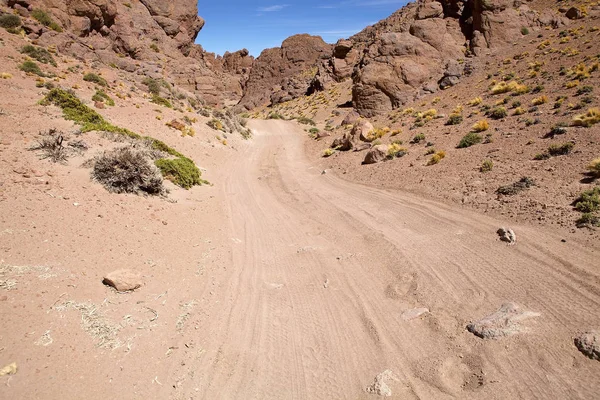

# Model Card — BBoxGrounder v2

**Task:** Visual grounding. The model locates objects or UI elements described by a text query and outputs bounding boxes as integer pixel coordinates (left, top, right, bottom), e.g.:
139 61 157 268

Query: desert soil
1 119 599 399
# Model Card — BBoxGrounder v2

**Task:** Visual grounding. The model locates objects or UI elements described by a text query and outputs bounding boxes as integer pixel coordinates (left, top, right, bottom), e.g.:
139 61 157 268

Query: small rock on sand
365 369 399 397
401 308 429 321
467 302 540 339
575 331 600 360
102 269 142 292
0 362 17 376
497 228 516 245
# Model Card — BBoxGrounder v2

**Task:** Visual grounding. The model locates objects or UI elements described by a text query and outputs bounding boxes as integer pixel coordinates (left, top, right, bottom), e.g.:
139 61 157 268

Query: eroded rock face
139 0 205 50
238 34 332 109
349 0 548 116
331 39 360 81
2 0 244 106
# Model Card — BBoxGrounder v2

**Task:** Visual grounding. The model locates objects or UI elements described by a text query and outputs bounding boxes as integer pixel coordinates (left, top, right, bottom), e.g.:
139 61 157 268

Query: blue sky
195 1 410 57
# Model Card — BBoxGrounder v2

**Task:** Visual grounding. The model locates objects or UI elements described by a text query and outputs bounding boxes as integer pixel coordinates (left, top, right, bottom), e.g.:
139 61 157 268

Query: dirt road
183 120 600 399
2 119 599 399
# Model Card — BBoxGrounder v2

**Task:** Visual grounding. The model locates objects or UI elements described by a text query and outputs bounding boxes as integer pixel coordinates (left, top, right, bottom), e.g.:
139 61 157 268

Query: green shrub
42 89 203 189
533 152 550 160
489 106 507 120
410 133 425 144
42 88 105 126
268 112 284 120
142 77 161 96
31 9 62 32
387 143 408 159
574 187 600 213
576 86 594 96
446 114 463 125
577 213 600 228
19 60 44 76
83 73 108 87
0 14 21 29
296 117 315 126
521 27 529 35
92 90 115 106
309 127 319 134
21 45 56 66
155 157 202 189
548 142 574 156
497 177 536 195
151 95 172 108
457 132 482 148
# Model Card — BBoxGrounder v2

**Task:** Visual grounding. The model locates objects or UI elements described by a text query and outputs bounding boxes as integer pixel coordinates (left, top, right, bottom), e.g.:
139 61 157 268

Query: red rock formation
238 34 332 110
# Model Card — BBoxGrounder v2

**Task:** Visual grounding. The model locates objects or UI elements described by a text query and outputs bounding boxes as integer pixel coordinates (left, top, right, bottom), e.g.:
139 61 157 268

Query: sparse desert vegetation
2 0 600 398
92 146 164 194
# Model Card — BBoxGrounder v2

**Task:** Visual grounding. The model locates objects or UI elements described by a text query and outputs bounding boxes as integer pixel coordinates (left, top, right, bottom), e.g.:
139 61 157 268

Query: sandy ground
1 118 599 399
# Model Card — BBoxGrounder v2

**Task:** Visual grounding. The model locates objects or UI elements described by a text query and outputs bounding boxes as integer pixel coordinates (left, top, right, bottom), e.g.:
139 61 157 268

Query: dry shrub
92 147 164 195
572 108 600 127
427 150 446 165
29 129 70 163
588 158 600 178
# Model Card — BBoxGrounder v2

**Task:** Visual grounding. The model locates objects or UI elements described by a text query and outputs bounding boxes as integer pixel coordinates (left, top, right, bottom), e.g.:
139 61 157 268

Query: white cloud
257 4 289 12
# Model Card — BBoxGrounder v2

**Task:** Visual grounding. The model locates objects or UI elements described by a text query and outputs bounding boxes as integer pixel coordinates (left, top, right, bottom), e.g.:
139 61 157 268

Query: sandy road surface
1 119 599 399
181 120 600 399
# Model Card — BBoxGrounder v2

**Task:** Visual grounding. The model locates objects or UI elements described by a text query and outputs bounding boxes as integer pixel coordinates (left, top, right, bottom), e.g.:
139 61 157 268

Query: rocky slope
350 0 570 116
239 0 570 117
253 0 600 238
1 0 248 106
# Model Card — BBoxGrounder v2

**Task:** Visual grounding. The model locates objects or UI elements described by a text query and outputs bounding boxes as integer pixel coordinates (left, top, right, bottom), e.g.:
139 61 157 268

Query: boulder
351 119 374 141
331 133 354 151
363 145 389 165
497 227 516 245
575 331 600 360
166 119 186 131
416 1 444 19
314 131 330 139
333 39 353 58
365 370 399 397
565 7 583 20
467 302 540 339
341 110 360 126
353 142 371 152
102 269 142 292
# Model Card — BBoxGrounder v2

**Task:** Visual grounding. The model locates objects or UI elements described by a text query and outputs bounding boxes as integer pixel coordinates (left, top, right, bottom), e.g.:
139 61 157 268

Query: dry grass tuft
572 108 600 127
471 120 489 132
29 130 70 163
55 301 124 349
427 151 446 166
588 158 600 178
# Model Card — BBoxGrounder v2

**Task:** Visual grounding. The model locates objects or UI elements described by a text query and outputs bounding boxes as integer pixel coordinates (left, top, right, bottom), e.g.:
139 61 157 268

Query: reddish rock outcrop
349 0 562 116
238 34 332 109
2 0 243 107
